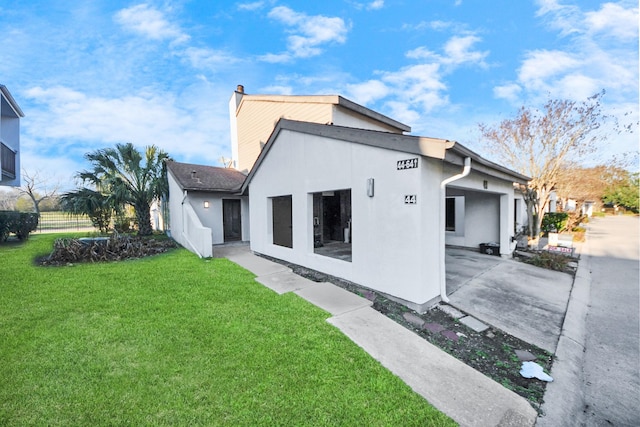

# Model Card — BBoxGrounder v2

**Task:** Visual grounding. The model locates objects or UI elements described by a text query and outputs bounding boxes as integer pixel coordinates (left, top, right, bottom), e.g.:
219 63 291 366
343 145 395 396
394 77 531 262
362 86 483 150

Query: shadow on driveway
445 248 574 353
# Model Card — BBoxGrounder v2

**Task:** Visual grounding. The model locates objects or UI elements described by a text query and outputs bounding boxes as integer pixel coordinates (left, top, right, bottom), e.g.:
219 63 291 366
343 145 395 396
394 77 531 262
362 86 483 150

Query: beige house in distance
229 85 410 173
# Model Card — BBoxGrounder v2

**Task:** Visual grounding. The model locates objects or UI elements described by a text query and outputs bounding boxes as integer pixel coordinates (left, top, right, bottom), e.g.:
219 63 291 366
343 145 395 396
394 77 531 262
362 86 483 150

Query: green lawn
0 234 455 426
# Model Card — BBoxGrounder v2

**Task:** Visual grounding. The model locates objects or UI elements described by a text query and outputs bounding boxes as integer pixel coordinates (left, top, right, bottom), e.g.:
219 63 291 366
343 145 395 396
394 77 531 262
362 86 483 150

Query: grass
0 234 455 426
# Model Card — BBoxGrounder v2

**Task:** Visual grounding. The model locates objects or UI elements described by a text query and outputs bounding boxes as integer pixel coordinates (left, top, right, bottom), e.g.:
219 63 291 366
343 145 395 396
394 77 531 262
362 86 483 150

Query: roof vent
191 170 196 179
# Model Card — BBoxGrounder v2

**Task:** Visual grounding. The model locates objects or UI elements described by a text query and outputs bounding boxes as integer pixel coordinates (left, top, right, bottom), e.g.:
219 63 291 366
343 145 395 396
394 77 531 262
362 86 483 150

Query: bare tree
0 188 20 210
18 170 60 216
479 91 607 238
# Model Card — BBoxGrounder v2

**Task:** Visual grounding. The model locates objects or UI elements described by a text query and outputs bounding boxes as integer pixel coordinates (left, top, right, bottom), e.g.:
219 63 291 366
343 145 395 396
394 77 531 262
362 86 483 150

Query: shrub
541 212 569 233
0 211 39 242
523 251 571 272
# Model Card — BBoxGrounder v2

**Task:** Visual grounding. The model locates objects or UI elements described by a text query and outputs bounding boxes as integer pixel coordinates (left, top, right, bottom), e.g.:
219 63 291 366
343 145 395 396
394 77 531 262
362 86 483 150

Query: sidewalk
216 244 538 427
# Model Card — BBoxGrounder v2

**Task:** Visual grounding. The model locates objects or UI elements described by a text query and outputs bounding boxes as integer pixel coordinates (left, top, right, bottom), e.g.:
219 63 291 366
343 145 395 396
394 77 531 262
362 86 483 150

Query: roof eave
446 142 531 184
241 119 453 193
0 85 25 117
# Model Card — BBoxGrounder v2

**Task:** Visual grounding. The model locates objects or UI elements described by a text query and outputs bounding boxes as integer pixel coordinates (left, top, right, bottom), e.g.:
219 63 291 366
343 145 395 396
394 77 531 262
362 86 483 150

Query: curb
536 226 592 425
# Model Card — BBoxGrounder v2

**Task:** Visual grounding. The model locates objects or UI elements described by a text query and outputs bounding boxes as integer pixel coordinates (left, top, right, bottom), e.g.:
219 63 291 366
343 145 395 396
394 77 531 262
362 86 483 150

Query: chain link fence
35 211 96 233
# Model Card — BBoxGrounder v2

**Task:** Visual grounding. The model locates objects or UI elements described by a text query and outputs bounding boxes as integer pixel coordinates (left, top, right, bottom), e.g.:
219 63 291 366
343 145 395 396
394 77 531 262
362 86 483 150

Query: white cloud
497 1 638 107
518 50 579 87
585 2 639 40
237 1 265 11
379 63 448 114
406 35 487 67
402 20 467 32
22 85 230 177
337 32 488 123
265 6 349 59
182 47 239 70
555 73 600 100
406 46 437 60
345 80 390 105
442 35 488 66
258 52 292 63
367 1 384 10
535 0 582 36
114 4 189 44
260 85 294 95
493 83 522 103
385 101 421 126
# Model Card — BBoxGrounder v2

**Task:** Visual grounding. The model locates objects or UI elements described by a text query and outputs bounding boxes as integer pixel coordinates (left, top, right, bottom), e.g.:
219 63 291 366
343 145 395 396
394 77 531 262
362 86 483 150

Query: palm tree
59 188 113 234
75 143 170 236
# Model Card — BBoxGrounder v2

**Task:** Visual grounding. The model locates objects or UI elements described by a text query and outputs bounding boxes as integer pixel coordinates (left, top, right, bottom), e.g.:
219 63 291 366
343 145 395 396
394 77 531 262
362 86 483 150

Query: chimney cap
236 84 244 93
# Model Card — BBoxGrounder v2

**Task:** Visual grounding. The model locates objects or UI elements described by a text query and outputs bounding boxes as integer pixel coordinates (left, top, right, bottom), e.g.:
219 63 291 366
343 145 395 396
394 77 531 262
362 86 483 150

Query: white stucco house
0 85 24 187
166 160 249 258
167 86 529 312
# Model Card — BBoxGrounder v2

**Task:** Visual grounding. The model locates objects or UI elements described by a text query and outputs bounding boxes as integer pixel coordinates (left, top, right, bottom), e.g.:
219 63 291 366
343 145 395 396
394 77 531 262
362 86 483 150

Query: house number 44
404 195 417 204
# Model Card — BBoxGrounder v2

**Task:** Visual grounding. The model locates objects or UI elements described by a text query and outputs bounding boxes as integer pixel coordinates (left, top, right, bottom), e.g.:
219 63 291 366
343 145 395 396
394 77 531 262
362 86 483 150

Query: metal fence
35 211 96 233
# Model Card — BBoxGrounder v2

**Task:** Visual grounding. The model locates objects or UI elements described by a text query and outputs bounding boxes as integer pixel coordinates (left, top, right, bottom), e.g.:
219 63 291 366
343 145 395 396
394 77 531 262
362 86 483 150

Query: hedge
0 211 39 241
541 212 569 233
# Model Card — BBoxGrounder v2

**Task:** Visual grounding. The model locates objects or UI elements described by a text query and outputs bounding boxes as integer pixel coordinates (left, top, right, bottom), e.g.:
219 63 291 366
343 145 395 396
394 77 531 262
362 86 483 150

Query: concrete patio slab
328 307 537 427
447 256 573 353
294 282 372 316
255 271 315 294
459 315 489 332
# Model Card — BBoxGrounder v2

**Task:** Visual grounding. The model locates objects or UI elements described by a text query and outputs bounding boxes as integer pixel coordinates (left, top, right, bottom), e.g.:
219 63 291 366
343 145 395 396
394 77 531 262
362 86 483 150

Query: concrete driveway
445 248 574 353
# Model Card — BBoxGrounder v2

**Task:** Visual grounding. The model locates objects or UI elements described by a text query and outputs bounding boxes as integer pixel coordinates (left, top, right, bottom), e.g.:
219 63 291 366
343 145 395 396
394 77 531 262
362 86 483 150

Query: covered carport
442 144 530 257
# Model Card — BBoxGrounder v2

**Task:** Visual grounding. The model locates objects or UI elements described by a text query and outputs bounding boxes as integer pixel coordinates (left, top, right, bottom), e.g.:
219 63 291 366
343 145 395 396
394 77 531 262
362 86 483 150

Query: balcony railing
1 142 16 179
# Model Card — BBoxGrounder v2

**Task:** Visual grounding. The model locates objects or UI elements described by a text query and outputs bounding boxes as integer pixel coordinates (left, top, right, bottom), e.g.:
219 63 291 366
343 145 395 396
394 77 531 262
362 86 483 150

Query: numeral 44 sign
404 195 417 204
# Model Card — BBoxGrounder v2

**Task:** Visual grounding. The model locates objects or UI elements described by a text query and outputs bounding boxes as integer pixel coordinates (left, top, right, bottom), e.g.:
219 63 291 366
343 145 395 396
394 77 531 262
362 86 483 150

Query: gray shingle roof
166 160 246 192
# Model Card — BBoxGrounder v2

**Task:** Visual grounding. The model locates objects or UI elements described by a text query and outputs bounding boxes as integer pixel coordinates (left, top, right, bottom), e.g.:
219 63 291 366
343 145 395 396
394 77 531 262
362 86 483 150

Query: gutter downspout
439 157 471 303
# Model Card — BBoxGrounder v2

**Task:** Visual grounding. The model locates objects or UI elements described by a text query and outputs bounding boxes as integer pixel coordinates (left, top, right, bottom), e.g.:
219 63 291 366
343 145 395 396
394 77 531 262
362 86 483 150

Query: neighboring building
168 87 529 312
166 161 248 258
0 85 24 187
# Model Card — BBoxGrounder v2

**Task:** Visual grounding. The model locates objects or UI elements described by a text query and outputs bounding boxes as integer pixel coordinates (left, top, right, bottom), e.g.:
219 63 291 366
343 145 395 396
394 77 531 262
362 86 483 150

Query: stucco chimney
236 84 244 93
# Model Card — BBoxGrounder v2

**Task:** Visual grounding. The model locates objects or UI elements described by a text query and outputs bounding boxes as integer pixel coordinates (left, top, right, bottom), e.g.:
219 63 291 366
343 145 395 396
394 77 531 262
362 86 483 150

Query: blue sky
1 0 638 189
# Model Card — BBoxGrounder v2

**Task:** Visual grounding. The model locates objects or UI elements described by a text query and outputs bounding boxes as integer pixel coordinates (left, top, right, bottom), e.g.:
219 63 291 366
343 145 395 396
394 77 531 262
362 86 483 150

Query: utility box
479 242 500 256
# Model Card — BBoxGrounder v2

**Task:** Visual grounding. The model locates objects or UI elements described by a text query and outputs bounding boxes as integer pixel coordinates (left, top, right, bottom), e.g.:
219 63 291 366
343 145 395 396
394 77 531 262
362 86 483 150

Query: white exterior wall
444 166 518 256
332 107 403 133
249 129 444 307
168 173 249 257
168 173 212 257
187 192 249 244
168 172 185 239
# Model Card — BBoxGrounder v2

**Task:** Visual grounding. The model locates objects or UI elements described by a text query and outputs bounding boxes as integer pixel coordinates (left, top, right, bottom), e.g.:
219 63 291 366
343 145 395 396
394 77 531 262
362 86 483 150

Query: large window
272 195 292 248
312 189 352 262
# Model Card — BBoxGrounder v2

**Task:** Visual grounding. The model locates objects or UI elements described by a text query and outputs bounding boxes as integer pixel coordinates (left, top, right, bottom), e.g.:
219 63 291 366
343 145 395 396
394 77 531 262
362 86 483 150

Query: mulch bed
37 235 177 266
260 255 554 412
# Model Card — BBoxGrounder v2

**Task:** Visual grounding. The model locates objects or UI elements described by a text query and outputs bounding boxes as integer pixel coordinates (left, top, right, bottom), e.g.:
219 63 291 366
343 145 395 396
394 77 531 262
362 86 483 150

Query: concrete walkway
215 244 537 427
445 249 574 353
